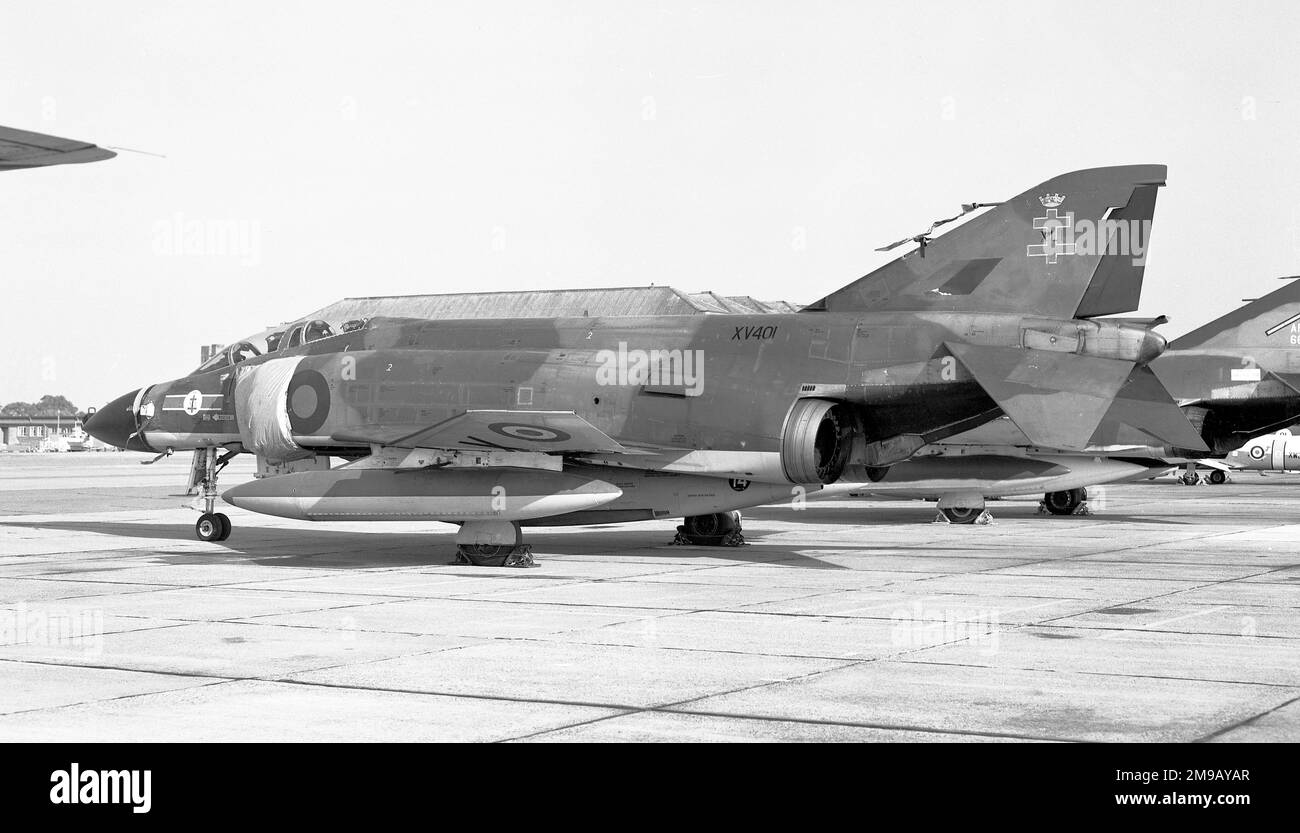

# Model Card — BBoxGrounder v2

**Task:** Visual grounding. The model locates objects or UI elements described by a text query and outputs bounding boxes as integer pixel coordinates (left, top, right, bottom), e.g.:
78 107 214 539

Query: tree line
1 395 79 417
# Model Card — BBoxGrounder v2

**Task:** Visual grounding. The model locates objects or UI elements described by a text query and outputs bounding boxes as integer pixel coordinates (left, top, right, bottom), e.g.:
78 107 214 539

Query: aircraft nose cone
84 389 145 450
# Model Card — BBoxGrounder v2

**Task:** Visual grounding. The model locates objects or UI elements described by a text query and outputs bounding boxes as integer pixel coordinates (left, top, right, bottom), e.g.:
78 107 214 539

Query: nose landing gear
196 512 230 542
192 446 238 542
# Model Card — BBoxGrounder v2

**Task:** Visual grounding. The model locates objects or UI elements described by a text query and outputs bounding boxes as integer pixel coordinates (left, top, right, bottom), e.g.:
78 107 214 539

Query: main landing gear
674 512 745 546
193 446 238 542
452 513 746 566
1177 462 1227 485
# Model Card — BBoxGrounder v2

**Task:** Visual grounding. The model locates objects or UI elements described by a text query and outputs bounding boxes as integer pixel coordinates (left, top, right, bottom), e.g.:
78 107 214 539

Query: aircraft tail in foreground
806 164 1166 319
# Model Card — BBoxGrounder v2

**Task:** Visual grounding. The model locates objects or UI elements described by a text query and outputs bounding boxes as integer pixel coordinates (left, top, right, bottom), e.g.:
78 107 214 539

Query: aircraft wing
333 410 630 453
0 124 116 171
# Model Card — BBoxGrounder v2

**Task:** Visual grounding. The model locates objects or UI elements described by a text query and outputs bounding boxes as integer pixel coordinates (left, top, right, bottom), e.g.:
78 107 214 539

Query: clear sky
2 0 1299 411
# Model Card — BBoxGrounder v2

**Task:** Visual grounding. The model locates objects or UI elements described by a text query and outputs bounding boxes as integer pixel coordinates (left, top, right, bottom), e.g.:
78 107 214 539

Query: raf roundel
286 369 331 434
487 423 572 443
1250 445 1266 460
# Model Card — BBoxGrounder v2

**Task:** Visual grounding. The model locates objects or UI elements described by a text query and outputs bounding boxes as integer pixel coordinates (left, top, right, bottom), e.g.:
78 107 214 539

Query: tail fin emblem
1028 194 1075 263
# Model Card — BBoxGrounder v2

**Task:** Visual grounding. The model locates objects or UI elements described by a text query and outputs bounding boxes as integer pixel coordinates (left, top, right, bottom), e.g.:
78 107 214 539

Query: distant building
0 414 88 450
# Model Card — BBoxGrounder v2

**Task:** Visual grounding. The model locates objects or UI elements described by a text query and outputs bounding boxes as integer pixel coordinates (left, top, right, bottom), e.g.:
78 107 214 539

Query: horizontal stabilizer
947 343 1134 451
1088 366 1209 452
334 410 628 453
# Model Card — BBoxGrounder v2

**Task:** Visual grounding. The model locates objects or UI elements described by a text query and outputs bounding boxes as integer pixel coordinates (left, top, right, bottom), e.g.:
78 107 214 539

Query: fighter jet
84 163 1200 563
1148 276 1300 481
843 278 1300 517
1152 277 1300 445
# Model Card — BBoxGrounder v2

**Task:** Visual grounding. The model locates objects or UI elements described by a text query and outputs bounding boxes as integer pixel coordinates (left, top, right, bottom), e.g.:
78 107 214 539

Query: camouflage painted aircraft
83 163 1206 563
1153 277 1300 482
1154 278 1300 448
843 277 1300 516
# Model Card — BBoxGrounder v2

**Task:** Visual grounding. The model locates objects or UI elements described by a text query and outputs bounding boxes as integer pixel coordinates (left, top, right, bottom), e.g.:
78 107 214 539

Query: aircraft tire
196 513 224 542
214 513 232 541
1044 488 1086 515
1207 469 1227 485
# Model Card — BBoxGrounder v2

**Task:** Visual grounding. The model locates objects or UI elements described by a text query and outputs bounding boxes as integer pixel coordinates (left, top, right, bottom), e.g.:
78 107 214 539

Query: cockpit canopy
193 317 369 373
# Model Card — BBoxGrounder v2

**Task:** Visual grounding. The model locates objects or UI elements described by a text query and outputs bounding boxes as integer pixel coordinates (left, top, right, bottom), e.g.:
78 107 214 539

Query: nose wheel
192 447 238 542
196 512 232 542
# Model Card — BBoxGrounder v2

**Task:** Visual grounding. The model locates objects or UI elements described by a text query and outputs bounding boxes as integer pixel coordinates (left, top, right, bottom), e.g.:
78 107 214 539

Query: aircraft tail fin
1169 277 1300 354
805 165 1166 319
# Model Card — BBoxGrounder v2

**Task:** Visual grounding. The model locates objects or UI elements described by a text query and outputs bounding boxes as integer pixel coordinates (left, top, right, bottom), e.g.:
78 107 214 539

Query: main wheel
1207 469 1227 485
940 506 982 524
196 513 224 541
1044 488 1086 515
